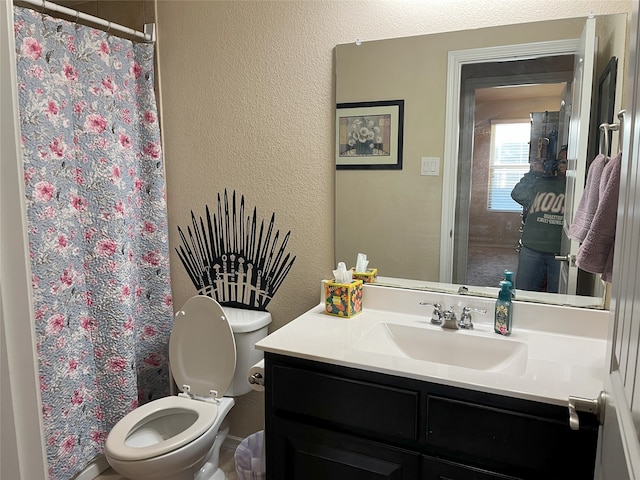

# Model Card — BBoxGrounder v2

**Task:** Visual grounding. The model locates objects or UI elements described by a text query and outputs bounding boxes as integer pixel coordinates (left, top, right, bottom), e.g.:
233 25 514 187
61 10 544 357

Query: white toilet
104 295 272 480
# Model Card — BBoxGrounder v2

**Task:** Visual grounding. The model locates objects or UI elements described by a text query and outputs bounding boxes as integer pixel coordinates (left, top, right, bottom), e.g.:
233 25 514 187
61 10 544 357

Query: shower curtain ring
74 11 80 24
40 0 46 13
107 21 112 35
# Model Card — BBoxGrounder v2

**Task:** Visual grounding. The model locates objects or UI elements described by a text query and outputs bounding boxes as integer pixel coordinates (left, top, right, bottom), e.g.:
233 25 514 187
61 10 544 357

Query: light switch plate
421 157 440 176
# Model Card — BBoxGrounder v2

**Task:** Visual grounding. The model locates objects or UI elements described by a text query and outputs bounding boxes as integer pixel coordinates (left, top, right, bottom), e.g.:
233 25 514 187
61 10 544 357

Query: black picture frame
594 56 618 157
335 100 404 170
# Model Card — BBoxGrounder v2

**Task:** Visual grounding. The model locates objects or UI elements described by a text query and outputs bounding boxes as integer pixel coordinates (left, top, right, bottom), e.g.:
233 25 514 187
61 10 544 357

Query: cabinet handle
567 391 606 430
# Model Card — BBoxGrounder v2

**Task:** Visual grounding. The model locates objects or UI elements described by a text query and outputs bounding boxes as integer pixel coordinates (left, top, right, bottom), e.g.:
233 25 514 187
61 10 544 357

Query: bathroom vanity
256 285 609 480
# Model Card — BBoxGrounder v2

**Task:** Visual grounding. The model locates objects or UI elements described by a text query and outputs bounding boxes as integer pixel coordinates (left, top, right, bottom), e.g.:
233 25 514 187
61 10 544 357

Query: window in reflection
488 121 531 212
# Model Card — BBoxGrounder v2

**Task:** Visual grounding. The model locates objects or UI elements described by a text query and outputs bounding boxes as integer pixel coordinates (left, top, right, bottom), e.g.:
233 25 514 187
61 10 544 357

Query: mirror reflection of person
511 146 568 293
512 157 545 224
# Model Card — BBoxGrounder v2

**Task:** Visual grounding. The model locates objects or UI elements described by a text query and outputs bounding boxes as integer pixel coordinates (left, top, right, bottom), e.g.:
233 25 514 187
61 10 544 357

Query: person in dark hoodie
511 145 567 292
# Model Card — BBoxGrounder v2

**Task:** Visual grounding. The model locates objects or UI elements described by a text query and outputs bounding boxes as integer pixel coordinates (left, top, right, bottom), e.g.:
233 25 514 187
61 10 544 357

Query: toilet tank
223 306 272 396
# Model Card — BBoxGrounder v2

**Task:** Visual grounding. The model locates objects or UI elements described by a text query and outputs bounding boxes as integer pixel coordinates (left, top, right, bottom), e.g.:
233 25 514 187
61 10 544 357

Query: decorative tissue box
323 279 363 318
351 267 378 284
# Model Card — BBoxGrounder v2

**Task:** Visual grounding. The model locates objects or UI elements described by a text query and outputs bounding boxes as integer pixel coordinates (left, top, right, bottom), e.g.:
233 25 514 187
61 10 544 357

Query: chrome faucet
441 308 459 330
421 302 485 330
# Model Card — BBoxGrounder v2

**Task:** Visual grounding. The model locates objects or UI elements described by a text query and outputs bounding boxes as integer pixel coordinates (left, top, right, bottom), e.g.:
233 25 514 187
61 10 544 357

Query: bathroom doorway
453 55 574 288
465 82 571 287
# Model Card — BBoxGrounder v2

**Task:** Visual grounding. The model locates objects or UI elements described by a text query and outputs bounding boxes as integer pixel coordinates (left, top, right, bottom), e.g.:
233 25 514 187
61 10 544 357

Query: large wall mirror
335 14 627 309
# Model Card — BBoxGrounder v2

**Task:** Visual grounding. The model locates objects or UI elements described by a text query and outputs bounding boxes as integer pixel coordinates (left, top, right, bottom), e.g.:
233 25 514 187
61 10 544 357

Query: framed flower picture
335 100 404 170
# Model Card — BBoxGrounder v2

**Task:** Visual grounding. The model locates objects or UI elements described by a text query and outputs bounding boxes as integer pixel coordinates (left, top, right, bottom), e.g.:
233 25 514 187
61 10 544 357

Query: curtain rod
16 0 155 42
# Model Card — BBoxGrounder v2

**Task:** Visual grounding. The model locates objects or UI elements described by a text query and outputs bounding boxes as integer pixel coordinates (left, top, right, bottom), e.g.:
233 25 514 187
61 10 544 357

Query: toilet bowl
104 295 271 480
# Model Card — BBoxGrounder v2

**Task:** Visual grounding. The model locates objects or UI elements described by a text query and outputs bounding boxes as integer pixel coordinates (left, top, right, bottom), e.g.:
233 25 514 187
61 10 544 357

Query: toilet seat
105 396 218 461
106 296 237 463
170 295 236 399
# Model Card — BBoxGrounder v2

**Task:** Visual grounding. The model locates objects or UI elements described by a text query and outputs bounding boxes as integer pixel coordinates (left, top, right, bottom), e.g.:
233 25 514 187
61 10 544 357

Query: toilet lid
169 295 236 398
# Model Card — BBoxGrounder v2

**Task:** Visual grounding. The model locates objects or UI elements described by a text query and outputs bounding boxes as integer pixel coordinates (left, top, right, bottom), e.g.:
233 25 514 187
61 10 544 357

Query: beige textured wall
156 0 630 439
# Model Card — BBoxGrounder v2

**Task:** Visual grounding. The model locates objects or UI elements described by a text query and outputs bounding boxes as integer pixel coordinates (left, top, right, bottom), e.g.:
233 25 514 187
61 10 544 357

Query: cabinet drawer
426 396 597 478
422 455 519 480
271 364 419 441
270 417 421 480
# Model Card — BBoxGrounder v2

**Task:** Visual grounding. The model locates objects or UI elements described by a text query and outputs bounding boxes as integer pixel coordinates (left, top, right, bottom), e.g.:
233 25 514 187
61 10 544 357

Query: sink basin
352 323 528 376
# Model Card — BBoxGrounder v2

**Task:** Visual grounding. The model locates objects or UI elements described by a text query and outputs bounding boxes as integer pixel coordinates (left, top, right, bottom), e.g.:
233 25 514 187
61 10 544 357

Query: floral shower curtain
13 7 173 479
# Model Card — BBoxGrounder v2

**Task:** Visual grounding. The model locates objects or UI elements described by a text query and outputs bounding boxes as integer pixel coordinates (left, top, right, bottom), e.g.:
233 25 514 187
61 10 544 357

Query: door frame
0 1 48 479
440 39 580 283
596 3 640 477
559 18 597 296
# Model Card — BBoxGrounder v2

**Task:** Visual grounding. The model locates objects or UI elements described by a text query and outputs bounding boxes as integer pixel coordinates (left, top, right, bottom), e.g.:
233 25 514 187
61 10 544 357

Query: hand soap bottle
494 280 512 336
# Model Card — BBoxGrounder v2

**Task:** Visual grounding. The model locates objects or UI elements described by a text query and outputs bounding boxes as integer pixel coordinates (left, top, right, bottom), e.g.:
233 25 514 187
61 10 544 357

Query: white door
558 17 596 294
595 4 640 477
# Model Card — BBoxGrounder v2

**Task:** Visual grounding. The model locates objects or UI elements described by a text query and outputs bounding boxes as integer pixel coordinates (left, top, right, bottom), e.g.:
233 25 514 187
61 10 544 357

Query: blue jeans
516 246 561 293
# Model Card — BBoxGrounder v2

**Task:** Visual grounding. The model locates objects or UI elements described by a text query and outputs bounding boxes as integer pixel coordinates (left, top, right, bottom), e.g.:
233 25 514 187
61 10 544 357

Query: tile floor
95 445 237 480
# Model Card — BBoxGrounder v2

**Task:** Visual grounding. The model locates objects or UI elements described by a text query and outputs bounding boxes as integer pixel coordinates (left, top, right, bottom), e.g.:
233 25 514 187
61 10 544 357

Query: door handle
567 391 606 430
554 254 576 267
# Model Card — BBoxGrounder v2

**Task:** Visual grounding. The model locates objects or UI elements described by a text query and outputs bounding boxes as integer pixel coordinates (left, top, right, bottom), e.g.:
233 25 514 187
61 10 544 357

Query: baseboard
75 455 110 480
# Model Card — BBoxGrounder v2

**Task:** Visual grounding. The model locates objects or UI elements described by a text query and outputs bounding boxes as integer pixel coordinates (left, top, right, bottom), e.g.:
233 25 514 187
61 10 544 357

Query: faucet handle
458 306 487 329
459 306 473 329
431 302 444 325
420 301 443 325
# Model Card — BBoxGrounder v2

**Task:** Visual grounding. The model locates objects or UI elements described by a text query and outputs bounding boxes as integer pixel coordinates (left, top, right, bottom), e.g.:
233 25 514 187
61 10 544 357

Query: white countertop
256 285 610 407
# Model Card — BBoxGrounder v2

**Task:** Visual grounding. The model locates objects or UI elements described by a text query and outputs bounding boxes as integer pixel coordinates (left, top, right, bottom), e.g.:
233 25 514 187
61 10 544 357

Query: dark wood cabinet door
270 416 421 480
425 395 597 478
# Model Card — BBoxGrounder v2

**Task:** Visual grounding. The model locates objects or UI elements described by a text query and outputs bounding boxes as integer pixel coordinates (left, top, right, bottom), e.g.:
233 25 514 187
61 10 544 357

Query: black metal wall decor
176 190 296 311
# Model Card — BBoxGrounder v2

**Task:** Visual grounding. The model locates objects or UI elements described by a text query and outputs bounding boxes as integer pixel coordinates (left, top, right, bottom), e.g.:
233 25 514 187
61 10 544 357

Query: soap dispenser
494 280 512 336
